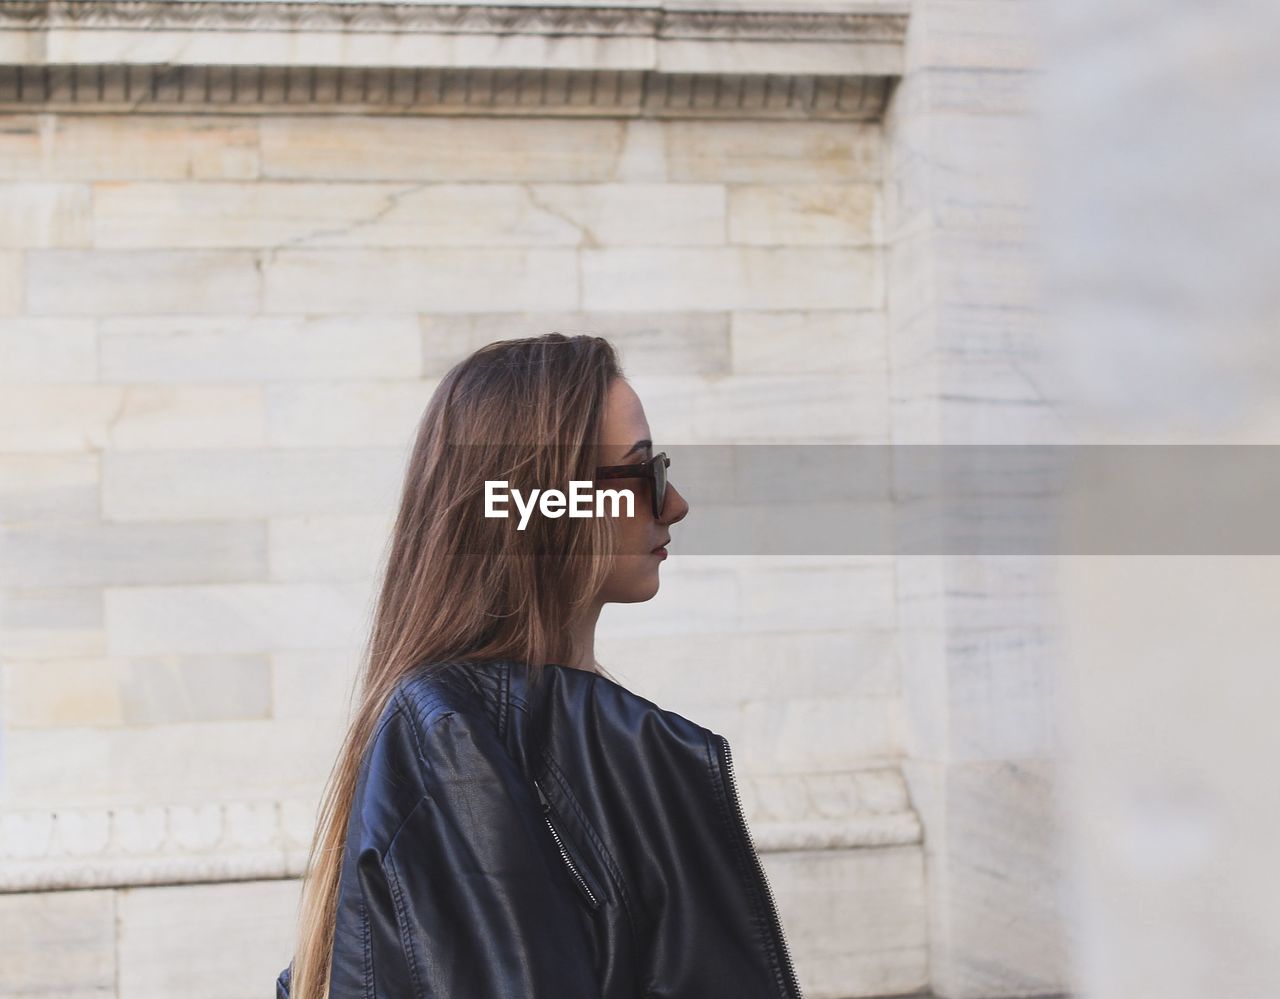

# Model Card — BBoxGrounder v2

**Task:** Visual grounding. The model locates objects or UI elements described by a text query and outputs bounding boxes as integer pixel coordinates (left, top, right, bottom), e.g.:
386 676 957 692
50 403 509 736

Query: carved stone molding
0 63 891 118
0 1 907 43
0 0 906 117
0 769 921 892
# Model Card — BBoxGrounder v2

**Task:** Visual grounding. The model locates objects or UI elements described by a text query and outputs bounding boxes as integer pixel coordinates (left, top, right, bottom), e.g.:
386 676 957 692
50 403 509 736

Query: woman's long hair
287 333 623 999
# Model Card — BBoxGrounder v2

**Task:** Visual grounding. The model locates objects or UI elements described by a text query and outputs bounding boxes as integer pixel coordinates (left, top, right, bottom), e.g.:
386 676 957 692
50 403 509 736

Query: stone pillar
884 2 1070 995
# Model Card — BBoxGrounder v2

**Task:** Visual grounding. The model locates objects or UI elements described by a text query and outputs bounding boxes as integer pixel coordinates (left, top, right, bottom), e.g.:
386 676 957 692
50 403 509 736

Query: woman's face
593 377 688 604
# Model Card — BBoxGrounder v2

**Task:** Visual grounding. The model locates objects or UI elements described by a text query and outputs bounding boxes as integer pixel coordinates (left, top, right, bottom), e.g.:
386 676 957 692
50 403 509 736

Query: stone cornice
0 769 921 892
0 2 907 43
0 63 891 117
0 0 906 117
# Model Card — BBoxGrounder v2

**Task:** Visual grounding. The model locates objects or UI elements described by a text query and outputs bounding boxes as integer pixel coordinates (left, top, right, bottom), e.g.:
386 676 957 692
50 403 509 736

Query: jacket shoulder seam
378 698 444 852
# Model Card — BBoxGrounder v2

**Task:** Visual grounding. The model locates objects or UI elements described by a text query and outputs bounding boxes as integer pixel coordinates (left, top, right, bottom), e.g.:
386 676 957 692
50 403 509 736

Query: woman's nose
659 483 689 526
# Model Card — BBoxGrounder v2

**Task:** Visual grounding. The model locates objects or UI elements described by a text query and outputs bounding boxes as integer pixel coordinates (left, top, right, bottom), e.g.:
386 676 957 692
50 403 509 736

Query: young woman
275 333 803 999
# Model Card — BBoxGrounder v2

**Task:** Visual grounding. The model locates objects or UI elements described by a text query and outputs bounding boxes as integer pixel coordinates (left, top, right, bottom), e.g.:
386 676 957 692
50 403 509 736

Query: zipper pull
533 778 551 814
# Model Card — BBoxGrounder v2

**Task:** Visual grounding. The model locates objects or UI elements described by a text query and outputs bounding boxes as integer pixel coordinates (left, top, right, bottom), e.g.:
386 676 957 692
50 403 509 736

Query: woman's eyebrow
620 438 652 461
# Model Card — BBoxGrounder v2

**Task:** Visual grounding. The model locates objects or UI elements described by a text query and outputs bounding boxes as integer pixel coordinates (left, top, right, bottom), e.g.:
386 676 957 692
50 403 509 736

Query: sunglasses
593 452 670 520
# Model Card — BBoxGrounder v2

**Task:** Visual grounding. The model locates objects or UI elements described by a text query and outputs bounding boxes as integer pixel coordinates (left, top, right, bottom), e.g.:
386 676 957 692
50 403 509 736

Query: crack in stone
273 180 433 250
524 184 600 249
98 385 131 451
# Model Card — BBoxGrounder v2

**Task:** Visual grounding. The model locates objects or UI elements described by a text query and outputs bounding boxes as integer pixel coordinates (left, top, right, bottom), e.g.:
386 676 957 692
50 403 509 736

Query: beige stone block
93 181 725 249
882 117 936 244
926 127 1033 232
728 183 880 246
0 888 116 996
0 317 97 382
118 879 301 999
100 314 422 382
690 373 890 442
581 247 882 311
0 114 259 180
261 115 625 181
757 768 915 829
611 119 668 182
112 384 266 450
591 312 734 375
2 654 125 725
0 384 123 452
271 648 363 722
903 758 1067 997
935 302 1045 369
3 653 271 727
102 447 406 521
0 520 266 587
730 310 888 375
92 180 384 249
268 514 393 582
0 587 103 661
622 374 699 441
916 0 1040 71
420 310 730 377
265 379 436 448
0 453 98 523
0 384 265 451
890 111 1039 238
741 694 903 771
898 628 950 764
262 248 577 313
934 359 1062 442
4 717 343 807
665 120 881 183
520 182 725 247
0 182 92 248
898 554 1052 632
26 249 261 315
738 560 896 632
945 626 1060 761
104 581 373 657
0 250 20 314
763 846 928 999
936 230 1037 312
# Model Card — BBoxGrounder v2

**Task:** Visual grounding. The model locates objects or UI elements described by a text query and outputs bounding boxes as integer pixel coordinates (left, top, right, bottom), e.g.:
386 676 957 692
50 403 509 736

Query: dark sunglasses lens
652 454 667 518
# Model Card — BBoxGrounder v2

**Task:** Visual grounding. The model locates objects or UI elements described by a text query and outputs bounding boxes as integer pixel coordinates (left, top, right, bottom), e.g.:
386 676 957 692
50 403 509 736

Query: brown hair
287 332 624 999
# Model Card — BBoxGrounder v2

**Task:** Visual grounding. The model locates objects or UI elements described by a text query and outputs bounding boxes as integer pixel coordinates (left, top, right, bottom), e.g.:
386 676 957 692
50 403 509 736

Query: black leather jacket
275 658 802 998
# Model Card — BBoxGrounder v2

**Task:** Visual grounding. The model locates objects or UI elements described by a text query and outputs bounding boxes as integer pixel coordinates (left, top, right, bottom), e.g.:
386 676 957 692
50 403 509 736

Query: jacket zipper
533 778 601 910
716 734 804 999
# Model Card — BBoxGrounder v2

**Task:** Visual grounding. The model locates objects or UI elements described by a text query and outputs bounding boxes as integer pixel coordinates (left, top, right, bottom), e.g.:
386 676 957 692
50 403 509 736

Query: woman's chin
609 571 662 604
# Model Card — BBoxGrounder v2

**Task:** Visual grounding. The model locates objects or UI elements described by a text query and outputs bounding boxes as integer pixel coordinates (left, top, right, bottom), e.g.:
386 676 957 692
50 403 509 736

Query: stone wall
0 108 924 998
0 2 1068 997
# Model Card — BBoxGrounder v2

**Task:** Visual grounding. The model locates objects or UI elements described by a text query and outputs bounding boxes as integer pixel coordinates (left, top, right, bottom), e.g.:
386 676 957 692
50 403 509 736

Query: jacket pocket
533 778 602 910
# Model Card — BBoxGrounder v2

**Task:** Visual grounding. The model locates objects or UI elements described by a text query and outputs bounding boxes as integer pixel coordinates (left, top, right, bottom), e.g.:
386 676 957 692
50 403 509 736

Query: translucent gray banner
652 445 1280 555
